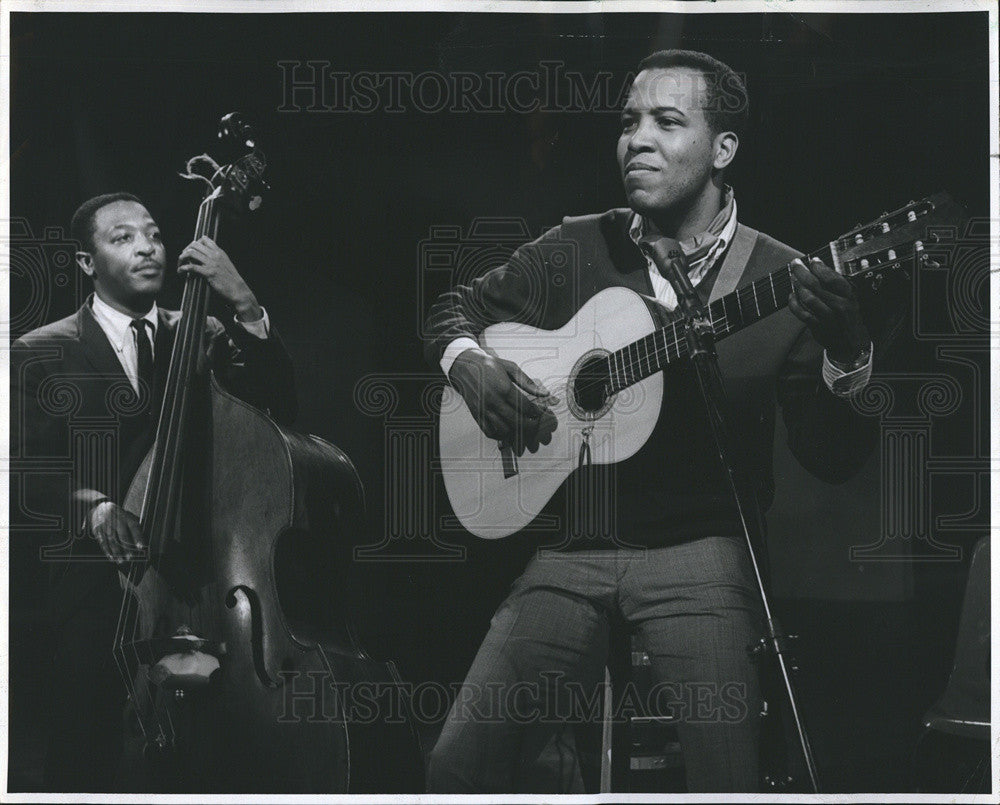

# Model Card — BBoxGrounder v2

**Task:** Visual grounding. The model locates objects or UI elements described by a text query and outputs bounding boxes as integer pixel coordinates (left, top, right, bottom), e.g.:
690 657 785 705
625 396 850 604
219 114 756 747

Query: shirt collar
91 293 158 352
628 185 739 266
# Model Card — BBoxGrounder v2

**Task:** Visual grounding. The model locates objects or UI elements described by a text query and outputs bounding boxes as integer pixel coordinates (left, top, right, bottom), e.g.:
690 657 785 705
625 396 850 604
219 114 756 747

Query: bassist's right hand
87 500 146 564
449 350 558 456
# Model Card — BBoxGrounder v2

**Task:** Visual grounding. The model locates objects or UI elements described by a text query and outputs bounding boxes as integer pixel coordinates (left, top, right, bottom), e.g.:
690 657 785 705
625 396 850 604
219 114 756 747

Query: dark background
8 9 991 792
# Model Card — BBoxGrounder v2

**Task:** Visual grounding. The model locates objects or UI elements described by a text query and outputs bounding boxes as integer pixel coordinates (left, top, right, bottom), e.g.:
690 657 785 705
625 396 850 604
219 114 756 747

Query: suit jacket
424 209 878 546
10 295 298 620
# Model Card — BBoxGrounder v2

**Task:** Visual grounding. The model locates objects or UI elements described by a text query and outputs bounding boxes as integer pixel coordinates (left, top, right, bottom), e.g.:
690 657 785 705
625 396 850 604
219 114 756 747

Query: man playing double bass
10 193 296 791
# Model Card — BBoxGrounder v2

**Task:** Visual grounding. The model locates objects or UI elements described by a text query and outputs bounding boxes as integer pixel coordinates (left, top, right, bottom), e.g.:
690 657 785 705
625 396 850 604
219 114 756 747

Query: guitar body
440 286 663 539
117 375 423 792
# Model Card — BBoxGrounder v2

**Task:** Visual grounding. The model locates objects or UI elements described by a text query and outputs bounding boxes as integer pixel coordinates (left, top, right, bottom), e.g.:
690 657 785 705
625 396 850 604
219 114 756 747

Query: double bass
114 115 423 793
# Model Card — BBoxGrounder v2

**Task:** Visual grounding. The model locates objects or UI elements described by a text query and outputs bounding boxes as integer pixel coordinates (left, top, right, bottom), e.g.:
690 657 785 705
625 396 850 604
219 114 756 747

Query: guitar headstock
832 193 967 284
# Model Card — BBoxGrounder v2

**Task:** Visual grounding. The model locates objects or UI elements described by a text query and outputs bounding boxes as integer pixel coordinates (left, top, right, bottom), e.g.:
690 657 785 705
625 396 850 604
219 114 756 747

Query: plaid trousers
427 536 764 793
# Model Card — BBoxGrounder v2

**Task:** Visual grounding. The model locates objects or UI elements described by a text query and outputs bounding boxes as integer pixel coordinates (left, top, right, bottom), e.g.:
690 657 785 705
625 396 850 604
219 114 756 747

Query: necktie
130 318 154 395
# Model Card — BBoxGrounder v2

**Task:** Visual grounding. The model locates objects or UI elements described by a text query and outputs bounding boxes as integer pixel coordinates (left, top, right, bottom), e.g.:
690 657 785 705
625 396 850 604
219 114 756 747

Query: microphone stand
643 241 821 794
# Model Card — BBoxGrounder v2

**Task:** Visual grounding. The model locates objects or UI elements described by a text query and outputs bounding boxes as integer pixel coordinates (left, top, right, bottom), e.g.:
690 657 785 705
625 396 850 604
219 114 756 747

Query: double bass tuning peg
218 112 258 153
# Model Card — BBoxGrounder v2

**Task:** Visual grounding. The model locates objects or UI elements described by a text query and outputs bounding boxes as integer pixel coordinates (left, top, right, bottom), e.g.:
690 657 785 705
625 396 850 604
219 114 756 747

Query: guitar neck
605 244 835 395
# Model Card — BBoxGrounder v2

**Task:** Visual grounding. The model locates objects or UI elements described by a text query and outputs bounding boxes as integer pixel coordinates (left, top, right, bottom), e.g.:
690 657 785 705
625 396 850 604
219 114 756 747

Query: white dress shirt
91 293 270 393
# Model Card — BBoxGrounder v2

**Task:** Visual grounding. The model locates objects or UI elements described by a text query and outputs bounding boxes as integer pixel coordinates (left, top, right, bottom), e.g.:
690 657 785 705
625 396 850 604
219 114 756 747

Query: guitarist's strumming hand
788 257 872 366
449 350 558 457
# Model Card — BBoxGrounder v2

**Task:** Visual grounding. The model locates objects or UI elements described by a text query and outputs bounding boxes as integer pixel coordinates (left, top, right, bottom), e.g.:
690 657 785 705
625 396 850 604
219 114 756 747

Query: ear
76 250 95 278
712 131 739 172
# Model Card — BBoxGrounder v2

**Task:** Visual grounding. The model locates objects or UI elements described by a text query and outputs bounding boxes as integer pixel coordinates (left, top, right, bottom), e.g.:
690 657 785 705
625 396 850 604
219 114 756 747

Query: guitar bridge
498 442 518 478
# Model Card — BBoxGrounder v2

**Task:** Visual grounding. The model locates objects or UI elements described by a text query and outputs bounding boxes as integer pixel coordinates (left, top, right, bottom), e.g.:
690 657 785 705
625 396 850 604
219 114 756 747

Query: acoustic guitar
439 194 965 539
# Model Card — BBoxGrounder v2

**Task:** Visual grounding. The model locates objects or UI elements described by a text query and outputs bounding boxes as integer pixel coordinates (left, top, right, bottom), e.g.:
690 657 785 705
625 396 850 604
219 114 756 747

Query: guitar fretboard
603 245 833 396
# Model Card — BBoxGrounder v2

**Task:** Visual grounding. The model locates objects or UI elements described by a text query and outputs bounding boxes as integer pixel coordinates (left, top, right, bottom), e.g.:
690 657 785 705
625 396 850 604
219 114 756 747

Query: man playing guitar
424 49 877 793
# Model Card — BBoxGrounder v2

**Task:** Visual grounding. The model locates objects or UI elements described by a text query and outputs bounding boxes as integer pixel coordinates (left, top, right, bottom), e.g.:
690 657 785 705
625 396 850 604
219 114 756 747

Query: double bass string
116 190 220 747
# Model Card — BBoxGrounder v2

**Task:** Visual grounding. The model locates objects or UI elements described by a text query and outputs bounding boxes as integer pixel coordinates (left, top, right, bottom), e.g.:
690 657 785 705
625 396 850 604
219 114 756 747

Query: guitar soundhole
572 354 611 415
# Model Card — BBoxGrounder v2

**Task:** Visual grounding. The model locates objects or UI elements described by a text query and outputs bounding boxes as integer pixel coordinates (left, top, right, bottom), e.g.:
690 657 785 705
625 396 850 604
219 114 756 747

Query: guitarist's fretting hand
449 350 558 457
788 257 871 365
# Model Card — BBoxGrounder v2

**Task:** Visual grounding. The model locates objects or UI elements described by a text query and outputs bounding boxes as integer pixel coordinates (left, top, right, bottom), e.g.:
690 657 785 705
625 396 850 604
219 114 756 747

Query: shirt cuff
440 337 486 378
822 344 873 398
234 307 270 339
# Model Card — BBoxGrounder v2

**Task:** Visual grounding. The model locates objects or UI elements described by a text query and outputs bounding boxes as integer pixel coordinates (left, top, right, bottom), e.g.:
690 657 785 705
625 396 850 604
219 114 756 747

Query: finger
793 283 835 321
487 390 523 427
787 293 816 325
110 517 136 561
181 242 211 259
503 384 544 421
506 362 550 398
96 526 124 563
177 252 206 268
123 515 146 552
179 262 214 279
538 410 558 445
797 259 856 311
196 239 224 259
808 257 852 293
791 259 823 295
488 413 522 454
483 411 514 444
524 409 557 453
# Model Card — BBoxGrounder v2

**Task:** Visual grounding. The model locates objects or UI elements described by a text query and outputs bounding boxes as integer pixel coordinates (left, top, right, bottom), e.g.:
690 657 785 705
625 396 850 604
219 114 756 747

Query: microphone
639 239 702 316
640 239 714 356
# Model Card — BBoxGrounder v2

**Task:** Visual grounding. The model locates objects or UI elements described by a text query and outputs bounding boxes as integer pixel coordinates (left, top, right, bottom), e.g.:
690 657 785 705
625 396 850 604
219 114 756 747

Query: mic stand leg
682 313 821 794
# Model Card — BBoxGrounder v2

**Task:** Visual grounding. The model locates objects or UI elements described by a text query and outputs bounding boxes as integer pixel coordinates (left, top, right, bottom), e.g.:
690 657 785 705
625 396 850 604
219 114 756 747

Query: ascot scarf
629 184 738 285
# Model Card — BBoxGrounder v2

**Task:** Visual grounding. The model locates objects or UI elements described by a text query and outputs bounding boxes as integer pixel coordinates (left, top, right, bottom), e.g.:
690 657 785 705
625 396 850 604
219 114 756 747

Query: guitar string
533 214 921 403
595 227 918 396
576 227 895 398
573 265 798 400
577 220 920 398
526 207 925 410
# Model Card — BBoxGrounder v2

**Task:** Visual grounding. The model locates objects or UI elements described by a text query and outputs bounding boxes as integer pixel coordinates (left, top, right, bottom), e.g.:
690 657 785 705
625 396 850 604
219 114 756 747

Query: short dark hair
70 192 144 252
636 49 749 138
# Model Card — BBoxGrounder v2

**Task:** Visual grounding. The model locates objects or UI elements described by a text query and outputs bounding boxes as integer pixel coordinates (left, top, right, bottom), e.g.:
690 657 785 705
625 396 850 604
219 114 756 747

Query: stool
913 536 990 793
596 625 686 793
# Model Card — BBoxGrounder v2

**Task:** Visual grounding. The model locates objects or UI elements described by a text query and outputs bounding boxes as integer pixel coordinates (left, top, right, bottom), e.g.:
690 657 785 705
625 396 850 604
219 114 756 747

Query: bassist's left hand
178 236 263 323
788 257 870 364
